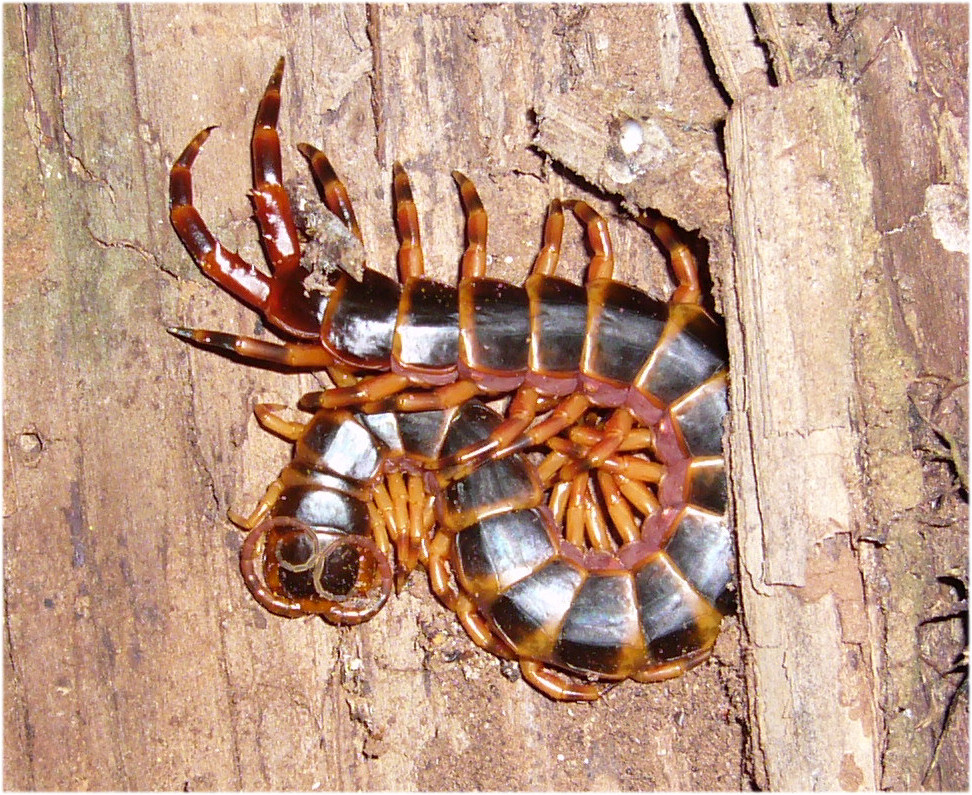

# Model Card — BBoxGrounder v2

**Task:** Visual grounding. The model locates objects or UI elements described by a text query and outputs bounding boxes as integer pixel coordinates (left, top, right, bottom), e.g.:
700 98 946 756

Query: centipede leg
297 143 364 243
381 379 481 413
559 408 634 481
431 386 542 472
598 454 665 484
638 212 702 305
453 170 488 279
567 423 654 453
405 473 430 579
546 435 664 487
583 478 619 552
297 372 411 411
432 389 592 481
169 128 273 313
253 403 307 441
547 480 572 526
366 501 393 566
250 57 301 275
372 478 401 543
372 472 432 591
520 659 602 701
632 647 713 683
455 593 514 660
565 472 589 549
597 472 641 543
229 478 285 530
490 392 592 460
612 472 661 519
427 533 513 659
538 449 572 487
299 376 480 413
531 198 565 277
167 327 335 368
427 532 460 610
381 472 413 590
421 200 618 467
393 162 426 281
565 200 615 281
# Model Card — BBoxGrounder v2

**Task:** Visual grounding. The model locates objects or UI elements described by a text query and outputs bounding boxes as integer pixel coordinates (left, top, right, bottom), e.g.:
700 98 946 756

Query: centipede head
240 517 393 625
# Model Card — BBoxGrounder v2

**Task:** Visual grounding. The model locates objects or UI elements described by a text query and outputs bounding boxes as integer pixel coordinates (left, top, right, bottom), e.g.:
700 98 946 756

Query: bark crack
48 19 116 200
365 4 385 168
3 607 36 789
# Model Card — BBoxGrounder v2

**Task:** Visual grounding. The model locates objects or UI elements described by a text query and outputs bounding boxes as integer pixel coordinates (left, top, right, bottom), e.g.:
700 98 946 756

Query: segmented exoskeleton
168 57 734 700
234 399 732 701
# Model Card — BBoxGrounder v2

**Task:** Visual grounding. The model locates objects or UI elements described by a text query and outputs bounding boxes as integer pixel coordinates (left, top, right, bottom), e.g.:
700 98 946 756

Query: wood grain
4 4 966 790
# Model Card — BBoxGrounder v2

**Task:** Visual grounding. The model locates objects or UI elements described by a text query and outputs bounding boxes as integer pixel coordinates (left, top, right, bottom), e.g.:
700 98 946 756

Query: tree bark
4 4 966 790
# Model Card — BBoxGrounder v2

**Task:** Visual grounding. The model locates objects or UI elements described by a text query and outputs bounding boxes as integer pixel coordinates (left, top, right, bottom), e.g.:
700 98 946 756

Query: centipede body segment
168 57 733 701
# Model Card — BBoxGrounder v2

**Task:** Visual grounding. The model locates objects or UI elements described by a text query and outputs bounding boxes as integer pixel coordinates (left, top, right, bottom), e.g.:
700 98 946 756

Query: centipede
168 57 733 701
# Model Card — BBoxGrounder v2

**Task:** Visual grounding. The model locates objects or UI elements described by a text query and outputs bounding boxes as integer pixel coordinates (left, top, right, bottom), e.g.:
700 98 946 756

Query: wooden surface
710 5 968 789
726 76 882 790
3 4 966 790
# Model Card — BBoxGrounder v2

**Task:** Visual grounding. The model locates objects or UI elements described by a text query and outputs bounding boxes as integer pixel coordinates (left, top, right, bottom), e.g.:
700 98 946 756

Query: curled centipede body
236 398 731 701
168 57 734 701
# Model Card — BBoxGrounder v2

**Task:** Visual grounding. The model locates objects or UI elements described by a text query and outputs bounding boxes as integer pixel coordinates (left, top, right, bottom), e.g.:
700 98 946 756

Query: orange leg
427 532 460 611
297 142 364 243
583 480 618 552
595 470 640 544
371 479 400 539
393 163 426 281
631 647 713 683
378 380 481 413
453 171 488 280
565 200 615 282
366 502 393 566
598 454 664 483
426 531 513 660
167 327 335 368
613 472 661 517
169 127 272 313
297 372 411 411
519 659 603 701
455 593 514 660
297 375 481 413
249 57 301 276
538 449 571 486
431 386 543 475
252 402 305 440
228 478 285 531
559 408 634 481
564 472 589 549
637 212 702 305
531 199 565 277
405 473 432 581
490 392 592 460
546 429 664 487
567 423 654 453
